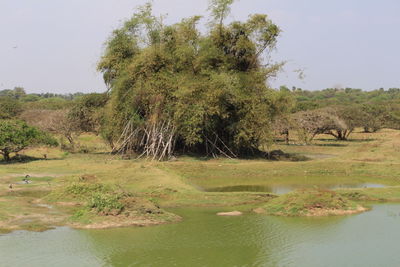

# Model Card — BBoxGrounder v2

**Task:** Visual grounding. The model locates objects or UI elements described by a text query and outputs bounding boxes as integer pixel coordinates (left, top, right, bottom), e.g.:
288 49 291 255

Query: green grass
1 129 400 231
263 189 360 216
165 130 400 190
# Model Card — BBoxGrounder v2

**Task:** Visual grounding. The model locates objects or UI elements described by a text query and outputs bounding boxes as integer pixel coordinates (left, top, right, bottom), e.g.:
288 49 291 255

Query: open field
1 129 400 233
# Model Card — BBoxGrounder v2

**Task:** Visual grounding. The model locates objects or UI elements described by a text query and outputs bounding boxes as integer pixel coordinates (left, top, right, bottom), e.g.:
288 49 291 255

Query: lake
205 183 386 194
1 204 400 266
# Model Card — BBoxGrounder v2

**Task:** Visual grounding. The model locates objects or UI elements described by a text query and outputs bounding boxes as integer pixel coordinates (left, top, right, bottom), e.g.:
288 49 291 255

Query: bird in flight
13 45 18 49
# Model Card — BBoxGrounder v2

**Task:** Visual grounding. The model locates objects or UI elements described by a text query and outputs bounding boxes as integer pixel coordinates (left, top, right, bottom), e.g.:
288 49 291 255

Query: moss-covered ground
1 129 400 232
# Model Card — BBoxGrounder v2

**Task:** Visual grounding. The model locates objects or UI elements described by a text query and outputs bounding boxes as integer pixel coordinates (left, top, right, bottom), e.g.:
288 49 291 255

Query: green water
206 183 386 194
1 204 400 267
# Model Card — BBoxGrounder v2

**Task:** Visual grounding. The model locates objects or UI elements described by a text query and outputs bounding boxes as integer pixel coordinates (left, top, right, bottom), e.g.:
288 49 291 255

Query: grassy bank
262 189 367 216
1 129 400 232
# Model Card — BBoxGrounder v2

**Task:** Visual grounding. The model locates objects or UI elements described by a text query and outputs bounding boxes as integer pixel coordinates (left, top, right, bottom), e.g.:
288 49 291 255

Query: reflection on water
1 204 400 267
206 183 386 194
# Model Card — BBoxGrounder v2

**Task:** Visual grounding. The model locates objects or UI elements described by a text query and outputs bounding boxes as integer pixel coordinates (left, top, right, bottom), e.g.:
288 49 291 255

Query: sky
1 0 400 94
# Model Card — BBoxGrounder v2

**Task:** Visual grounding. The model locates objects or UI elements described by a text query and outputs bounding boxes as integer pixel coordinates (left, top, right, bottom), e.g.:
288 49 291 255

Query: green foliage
98 2 283 158
286 87 400 138
71 209 87 221
88 192 125 215
66 183 110 197
0 120 58 161
0 88 83 111
23 97 72 110
208 0 235 26
0 97 22 119
68 93 108 133
293 87 400 110
264 189 359 216
0 87 26 99
65 182 126 215
360 104 387 132
12 87 26 99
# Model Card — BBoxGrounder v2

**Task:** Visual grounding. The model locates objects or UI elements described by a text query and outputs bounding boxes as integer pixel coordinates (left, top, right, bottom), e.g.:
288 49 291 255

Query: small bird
13 46 18 49
23 174 30 184
8 184 13 189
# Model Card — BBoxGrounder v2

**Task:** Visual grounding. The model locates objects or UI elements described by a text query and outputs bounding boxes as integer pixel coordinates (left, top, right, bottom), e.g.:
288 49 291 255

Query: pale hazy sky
1 0 400 93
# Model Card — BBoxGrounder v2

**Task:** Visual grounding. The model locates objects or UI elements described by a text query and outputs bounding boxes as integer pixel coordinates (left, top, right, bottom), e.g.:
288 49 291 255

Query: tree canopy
290 87 400 136
98 1 284 159
0 97 22 119
0 120 58 161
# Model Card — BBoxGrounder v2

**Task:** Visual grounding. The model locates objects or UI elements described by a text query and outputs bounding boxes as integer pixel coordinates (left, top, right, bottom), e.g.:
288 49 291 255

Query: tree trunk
65 133 75 149
327 130 347 140
337 130 347 140
285 131 289 145
344 129 353 140
3 152 10 162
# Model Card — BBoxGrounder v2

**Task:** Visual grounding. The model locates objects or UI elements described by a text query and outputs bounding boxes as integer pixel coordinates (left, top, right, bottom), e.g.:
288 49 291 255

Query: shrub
88 192 125 215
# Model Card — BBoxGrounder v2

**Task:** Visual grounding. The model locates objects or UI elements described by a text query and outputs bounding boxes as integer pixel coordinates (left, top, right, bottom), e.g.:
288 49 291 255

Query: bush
88 192 125 215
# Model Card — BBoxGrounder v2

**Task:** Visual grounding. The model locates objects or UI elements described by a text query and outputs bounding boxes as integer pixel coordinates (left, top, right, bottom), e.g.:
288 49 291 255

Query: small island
262 189 368 217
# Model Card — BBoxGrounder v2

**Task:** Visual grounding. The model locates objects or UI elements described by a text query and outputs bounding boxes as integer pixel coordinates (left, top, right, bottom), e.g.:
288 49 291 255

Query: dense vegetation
1 1 399 161
97 1 285 159
286 87 400 142
2 86 400 160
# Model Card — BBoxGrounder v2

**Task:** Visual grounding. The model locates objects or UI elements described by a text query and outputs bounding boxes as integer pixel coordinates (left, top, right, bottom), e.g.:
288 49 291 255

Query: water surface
205 183 386 194
1 204 400 266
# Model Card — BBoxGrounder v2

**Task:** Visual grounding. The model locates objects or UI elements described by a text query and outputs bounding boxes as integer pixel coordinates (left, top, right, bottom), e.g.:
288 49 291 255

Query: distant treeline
0 87 88 112
3 86 400 110
287 86 400 111
0 88 85 101
270 86 400 144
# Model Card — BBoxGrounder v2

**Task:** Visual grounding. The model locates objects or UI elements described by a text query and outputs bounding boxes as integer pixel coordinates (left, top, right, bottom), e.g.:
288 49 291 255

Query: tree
292 110 346 144
98 2 283 159
272 89 296 144
322 106 366 140
384 102 400 129
208 0 235 27
0 87 26 99
20 109 80 149
273 117 292 144
0 120 58 161
361 104 387 133
0 97 22 119
12 87 26 100
68 93 108 134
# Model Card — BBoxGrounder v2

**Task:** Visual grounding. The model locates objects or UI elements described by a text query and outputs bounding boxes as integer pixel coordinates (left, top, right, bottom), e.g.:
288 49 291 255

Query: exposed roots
114 120 176 161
